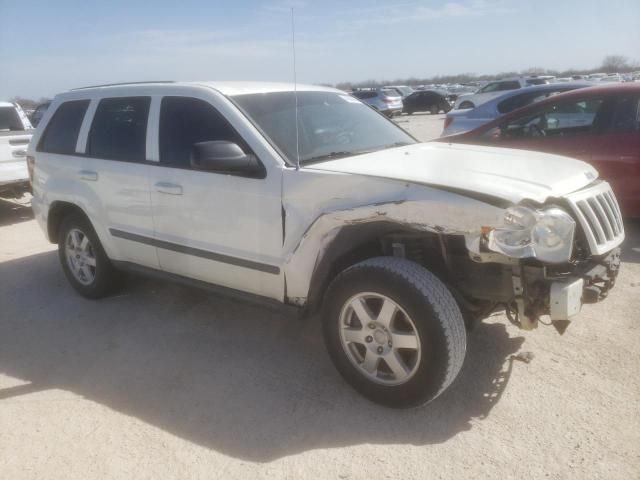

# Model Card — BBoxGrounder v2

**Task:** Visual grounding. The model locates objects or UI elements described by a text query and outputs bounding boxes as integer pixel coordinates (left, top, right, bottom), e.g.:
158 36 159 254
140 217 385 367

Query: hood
306 143 598 205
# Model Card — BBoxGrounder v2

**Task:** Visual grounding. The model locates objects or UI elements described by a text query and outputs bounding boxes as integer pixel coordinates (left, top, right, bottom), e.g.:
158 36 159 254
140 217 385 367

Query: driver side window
159 96 250 169
497 97 605 140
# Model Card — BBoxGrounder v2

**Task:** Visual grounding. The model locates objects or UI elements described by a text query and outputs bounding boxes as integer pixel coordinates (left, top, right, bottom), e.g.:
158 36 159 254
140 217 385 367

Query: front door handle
155 181 183 195
78 170 98 181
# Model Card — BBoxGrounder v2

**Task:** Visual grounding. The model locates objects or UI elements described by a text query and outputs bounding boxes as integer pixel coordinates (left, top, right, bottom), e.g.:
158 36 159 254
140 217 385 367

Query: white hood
306 143 597 205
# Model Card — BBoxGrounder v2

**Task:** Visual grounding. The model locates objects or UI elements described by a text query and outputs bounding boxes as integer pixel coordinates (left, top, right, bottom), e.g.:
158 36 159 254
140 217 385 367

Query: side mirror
190 141 263 176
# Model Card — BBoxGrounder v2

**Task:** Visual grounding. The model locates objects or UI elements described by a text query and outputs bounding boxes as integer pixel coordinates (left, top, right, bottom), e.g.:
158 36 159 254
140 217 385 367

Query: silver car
442 82 592 136
352 88 403 117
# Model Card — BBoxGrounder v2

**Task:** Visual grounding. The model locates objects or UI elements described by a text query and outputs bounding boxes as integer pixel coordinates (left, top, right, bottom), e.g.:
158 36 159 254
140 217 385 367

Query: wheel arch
47 201 93 244
303 222 446 314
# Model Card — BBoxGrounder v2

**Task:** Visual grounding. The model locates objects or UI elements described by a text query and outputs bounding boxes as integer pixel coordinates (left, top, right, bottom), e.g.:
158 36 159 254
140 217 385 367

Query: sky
0 0 639 99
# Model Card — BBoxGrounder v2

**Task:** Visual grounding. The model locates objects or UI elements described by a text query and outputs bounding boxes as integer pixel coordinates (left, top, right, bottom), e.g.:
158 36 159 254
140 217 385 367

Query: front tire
430 105 439 114
58 213 121 299
323 257 466 408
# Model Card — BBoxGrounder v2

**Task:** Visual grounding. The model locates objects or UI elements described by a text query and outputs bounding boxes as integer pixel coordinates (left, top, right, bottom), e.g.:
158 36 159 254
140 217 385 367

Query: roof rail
71 81 175 91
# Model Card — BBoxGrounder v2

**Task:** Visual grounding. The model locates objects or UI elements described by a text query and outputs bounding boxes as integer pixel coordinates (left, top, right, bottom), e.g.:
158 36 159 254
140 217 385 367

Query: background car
351 88 403 117
0 101 33 198
442 82 592 136
435 84 640 217
402 90 451 115
453 77 550 110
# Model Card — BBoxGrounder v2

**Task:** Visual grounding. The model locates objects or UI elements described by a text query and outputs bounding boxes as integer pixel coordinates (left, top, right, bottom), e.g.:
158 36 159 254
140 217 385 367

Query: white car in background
453 77 550 110
442 82 592 136
0 101 33 198
597 74 623 83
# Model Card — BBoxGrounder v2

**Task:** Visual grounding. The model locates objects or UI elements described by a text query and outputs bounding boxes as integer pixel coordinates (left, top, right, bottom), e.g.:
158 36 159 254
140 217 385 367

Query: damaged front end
465 181 625 332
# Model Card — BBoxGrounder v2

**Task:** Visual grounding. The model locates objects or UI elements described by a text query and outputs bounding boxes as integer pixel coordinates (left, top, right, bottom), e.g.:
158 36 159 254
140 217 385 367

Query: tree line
334 55 639 91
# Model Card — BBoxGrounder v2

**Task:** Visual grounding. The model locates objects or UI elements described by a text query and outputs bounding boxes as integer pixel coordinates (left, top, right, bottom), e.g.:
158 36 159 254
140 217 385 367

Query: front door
148 95 284 300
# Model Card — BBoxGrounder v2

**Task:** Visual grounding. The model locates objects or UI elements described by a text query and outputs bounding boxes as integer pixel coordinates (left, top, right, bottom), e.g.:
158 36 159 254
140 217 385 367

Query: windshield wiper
377 141 413 150
301 151 359 164
300 142 413 165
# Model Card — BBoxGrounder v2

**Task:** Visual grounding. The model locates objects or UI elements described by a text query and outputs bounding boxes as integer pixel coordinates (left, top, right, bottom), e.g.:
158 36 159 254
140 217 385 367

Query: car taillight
383 98 396 104
27 155 35 184
443 117 453 131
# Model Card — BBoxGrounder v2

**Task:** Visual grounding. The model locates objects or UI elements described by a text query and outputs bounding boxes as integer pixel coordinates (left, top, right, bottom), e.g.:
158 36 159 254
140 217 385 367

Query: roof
69 80 340 96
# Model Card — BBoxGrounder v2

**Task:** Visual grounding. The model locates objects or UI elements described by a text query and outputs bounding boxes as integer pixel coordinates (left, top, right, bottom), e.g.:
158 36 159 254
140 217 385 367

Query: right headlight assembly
488 206 576 263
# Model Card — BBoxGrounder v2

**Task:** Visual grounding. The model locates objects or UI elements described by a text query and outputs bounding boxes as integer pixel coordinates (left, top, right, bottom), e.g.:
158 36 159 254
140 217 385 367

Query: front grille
565 181 625 255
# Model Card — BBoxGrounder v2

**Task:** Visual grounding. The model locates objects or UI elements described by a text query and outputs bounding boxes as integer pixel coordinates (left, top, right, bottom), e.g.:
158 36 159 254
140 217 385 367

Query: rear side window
38 100 90 154
159 96 246 168
88 97 150 162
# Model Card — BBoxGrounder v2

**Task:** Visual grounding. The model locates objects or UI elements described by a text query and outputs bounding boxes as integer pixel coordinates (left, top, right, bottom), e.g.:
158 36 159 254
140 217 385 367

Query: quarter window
159 96 246 168
38 100 90 154
88 97 150 162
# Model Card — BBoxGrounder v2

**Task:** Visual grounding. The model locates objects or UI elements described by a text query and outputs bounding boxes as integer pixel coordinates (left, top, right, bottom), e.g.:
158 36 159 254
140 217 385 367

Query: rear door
148 93 284 300
78 96 159 268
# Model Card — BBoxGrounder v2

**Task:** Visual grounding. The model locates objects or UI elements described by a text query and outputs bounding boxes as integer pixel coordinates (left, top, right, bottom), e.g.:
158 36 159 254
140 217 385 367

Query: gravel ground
1 114 639 479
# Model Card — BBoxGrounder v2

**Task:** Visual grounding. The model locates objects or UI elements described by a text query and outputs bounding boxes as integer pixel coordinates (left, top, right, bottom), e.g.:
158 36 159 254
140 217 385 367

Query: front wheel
323 257 466 408
430 105 439 114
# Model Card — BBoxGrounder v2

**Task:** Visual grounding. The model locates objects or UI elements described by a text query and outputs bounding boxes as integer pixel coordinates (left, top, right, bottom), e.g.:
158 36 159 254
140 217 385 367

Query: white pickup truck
29 82 624 408
0 101 33 198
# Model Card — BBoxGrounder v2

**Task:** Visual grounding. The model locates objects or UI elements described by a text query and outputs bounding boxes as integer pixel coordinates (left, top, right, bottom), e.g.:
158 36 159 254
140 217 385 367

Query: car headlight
488 206 575 263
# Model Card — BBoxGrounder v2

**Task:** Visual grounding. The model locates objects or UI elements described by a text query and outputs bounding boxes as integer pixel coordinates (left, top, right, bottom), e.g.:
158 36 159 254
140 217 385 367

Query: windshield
233 91 415 165
0 106 24 131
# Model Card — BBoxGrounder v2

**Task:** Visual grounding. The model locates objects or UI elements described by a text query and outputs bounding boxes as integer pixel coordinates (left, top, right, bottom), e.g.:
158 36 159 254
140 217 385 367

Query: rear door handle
155 181 183 195
78 170 98 181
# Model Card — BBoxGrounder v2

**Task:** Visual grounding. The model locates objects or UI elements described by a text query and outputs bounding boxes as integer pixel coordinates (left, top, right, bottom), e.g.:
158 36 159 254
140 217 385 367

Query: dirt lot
1 114 639 479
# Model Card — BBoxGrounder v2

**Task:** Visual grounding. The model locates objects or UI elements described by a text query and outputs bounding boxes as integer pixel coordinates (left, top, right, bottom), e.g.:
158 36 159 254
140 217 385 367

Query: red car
437 84 640 217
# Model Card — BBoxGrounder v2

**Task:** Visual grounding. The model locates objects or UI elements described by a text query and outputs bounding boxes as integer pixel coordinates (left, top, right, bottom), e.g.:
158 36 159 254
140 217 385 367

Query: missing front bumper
512 248 621 331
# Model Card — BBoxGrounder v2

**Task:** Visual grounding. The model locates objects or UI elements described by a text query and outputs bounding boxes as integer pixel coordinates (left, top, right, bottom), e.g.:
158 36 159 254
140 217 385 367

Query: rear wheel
58 213 121 298
323 257 467 408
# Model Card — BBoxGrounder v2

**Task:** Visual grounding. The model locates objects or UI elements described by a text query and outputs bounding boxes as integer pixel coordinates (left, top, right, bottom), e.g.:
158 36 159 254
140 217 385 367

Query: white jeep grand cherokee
29 81 624 408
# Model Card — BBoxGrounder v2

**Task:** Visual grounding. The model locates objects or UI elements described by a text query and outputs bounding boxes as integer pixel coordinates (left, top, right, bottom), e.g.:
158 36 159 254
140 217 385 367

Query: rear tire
323 257 466 408
58 213 122 299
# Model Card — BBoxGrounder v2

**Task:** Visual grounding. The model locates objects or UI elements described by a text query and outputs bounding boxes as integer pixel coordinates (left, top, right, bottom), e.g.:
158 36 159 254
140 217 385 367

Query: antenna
291 7 300 170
